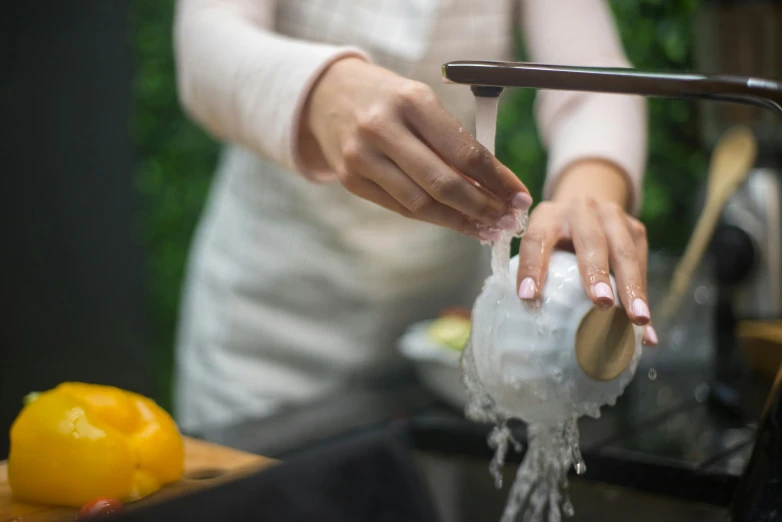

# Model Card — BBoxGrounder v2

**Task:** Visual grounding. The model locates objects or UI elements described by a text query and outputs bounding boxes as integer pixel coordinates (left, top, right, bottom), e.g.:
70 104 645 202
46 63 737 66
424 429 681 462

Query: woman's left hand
514 160 657 346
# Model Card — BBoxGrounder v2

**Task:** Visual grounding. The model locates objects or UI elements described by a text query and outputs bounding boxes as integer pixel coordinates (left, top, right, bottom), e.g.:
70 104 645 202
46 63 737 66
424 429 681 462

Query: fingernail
495 214 517 231
632 298 651 324
511 192 533 212
592 282 614 309
518 277 536 299
477 227 503 242
644 325 658 346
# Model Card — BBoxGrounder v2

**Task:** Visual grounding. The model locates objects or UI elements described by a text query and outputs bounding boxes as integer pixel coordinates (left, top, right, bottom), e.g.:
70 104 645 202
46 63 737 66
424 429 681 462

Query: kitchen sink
416 452 727 522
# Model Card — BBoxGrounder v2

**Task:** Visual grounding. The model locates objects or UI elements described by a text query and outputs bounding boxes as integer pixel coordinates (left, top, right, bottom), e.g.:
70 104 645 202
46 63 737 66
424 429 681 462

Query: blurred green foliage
131 1 220 407
131 0 706 408
497 0 706 252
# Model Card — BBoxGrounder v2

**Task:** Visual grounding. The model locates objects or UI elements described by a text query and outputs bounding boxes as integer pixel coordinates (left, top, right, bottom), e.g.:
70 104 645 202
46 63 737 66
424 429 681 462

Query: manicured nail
495 214 517 231
518 277 536 299
631 298 651 324
477 227 503 242
644 325 658 346
592 282 614 309
511 192 533 212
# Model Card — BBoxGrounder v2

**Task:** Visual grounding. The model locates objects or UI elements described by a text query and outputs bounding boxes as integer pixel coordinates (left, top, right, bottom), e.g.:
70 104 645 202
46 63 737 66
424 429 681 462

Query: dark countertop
194 363 773 508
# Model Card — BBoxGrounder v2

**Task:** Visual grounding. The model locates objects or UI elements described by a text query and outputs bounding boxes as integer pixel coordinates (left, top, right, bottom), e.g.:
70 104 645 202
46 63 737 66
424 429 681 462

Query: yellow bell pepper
8 382 185 508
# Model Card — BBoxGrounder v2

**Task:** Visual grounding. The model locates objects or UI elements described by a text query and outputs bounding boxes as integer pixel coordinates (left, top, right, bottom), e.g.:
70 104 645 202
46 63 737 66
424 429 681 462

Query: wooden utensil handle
658 198 725 324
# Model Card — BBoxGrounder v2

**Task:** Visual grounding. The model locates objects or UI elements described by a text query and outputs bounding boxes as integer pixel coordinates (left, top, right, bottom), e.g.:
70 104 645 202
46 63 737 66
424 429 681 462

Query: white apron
174 0 514 432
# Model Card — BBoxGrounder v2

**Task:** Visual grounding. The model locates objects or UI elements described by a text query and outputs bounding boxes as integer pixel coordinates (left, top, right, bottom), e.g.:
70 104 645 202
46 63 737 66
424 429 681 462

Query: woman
173 0 655 433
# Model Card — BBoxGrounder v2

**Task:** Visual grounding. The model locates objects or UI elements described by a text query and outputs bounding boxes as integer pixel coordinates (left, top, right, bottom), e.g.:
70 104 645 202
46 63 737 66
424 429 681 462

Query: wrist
551 158 631 209
306 57 368 133
297 56 369 173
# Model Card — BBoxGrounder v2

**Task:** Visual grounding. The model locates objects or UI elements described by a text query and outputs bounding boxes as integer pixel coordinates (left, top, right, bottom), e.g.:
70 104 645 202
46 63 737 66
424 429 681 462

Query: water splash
499 421 583 522
473 94 528 280
462 92 584 522
463 309 589 521
463 90 646 521
487 423 522 488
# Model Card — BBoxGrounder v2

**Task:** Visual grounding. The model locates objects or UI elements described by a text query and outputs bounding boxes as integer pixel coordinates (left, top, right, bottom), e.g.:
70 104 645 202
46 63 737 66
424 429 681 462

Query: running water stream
463 94 587 522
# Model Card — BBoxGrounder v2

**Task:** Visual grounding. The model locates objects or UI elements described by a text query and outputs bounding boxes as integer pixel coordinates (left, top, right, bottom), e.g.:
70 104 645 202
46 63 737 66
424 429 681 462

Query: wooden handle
575 306 637 382
657 198 725 325
738 320 782 344
657 126 757 327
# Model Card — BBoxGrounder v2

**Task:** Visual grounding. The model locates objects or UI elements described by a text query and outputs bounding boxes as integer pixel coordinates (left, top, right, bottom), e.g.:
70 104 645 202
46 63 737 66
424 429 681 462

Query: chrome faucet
441 61 782 114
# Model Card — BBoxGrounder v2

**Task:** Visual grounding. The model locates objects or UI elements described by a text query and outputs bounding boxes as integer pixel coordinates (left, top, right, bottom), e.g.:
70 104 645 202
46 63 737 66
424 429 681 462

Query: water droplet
694 383 710 403
694 285 710 305
490 463 503 489
571 442 587 475
648 368 657 380
562 499 575 517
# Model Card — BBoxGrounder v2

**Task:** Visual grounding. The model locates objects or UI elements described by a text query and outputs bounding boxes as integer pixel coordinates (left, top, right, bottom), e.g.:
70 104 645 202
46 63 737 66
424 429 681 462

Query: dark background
0 1 152 458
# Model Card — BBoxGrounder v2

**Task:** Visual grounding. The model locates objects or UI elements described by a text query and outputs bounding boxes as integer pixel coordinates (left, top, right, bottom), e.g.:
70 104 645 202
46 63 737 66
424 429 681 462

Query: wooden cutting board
0 437 276 522
739 320 782 381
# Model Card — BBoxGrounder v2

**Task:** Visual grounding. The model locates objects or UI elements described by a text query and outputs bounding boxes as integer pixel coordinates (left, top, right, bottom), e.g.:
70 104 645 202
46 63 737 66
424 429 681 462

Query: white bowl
397 321 468 410
470 251 643 424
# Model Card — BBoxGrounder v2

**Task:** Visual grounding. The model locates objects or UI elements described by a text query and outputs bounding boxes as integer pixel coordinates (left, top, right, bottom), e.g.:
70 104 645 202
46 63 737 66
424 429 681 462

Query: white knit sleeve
520 0 648 214
174 0 370 180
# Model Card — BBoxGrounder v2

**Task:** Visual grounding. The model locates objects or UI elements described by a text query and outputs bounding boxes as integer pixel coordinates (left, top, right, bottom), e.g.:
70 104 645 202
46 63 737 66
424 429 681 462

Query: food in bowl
427 312 471 352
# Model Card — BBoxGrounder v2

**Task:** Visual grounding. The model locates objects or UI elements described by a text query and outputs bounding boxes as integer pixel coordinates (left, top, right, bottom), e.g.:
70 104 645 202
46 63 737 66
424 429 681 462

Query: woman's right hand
302 58 532 241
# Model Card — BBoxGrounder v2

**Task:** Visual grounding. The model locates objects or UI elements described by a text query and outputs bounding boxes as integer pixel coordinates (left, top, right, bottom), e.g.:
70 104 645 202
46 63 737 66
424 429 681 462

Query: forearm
173 0 368 175
520 0 648 214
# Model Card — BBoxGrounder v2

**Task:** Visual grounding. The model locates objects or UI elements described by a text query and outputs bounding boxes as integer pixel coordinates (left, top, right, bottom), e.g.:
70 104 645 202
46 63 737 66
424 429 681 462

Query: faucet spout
442 61 782 117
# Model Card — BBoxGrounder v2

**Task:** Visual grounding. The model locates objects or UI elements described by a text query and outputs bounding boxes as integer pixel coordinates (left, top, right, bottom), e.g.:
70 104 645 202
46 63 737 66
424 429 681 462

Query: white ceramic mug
470 251 643 424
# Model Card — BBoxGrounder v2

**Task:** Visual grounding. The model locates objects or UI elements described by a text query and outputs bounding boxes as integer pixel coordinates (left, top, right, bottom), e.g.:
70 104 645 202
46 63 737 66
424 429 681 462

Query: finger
377 129 514 230
643 323 658 346
345 148 502 241
569 199 614 309
402 90 531 208
628 216 649 287
600 204 649 325
515 202 563 301
607 211 651 325
632 218 653 331
340 175 414 218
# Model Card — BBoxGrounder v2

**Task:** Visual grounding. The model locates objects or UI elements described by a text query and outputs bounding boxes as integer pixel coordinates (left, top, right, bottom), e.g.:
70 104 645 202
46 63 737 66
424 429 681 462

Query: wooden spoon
657 125 758 326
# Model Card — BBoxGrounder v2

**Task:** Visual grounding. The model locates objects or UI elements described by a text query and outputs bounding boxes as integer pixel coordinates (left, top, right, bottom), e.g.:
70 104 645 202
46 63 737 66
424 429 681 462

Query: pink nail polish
644 325 658 346
511 192 533 212
592 282 614 308
495 214 517 231
632 298 651 323
518 277 536 299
